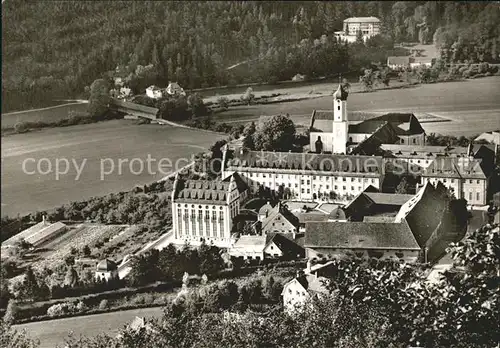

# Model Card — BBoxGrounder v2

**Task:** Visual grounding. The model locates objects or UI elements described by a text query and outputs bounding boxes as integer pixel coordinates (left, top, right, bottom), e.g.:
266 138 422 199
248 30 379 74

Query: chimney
42 215 46 224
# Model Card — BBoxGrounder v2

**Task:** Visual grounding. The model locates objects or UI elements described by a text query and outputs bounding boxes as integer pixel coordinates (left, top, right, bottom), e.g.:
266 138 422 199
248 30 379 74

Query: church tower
332 84 349 154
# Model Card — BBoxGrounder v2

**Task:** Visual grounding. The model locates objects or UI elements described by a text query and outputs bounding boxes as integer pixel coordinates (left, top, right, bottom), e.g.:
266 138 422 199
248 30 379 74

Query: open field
1 120 223 217
1 102 89 129
14 306 165 348
2 77 499 218
211 77 500 135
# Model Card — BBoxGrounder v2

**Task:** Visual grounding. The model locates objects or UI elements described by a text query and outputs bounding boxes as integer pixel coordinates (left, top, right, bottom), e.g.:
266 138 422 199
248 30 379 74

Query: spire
333 83 348 101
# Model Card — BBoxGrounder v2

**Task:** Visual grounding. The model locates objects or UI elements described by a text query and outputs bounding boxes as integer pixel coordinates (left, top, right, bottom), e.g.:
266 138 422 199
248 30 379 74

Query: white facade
282 278 310 313
224 168 381 202
171 175 247 248
420 177 488 205
332 99 348 154
146 85 163 99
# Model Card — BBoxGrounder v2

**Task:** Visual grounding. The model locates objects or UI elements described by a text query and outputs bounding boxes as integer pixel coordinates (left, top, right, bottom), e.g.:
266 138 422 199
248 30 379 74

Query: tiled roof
349 120 387 134
328 207 347 220
173 173 247 204
364 192 414 206
344 16 381 23
226 148 384 176
296 274 330 294
351 122 400 155
258 202 273 215
333 84 349 101
363 216 396 223
266 233 305 256
231 235 267 253
305 220 420 250
96 259 117 271
228 171 249 194
380 144 469 156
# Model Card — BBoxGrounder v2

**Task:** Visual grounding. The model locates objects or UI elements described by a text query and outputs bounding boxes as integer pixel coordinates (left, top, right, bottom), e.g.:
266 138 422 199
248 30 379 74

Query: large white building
334 17 381 43
222 147 384 202
420 157 489 205
171 173 248 248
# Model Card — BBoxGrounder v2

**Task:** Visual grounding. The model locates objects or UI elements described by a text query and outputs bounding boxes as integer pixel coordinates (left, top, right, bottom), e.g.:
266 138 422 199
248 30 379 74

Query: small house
166 82 186 96
281 273 329 313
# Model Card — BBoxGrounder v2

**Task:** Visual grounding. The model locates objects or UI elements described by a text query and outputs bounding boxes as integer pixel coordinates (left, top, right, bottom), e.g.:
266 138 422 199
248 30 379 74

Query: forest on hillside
2 1 500 112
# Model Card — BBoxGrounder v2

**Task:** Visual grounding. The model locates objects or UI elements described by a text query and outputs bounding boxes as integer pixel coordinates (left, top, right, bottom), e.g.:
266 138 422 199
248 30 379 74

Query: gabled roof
281 275 329 296
328 207 347 220
96 259 117 272
226 148 384 176
364 192 414 206
258 202 273 216
173 174 246 205
296 212 329 224
261 202 300 231
344 16 381 23
266 233 304 256
305 220 420 250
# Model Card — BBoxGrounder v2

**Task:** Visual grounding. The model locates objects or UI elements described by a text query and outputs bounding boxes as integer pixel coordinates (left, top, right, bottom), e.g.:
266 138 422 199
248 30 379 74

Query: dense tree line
127 242 224 287
3 2 499 112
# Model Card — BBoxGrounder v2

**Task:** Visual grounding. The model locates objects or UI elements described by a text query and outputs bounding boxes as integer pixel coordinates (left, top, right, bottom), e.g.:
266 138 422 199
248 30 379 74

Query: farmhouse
171 173 249 248
281 273 330 313
95 259 118 282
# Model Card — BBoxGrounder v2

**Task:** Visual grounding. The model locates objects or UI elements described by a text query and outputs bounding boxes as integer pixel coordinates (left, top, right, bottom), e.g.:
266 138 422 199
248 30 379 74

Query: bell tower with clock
331 83 349 154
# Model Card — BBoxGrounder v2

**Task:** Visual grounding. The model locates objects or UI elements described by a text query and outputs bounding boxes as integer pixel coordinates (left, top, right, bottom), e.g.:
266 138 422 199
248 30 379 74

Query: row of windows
176 220 225 239
249 176 376 185
178 204 224 210
424 178 483 184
